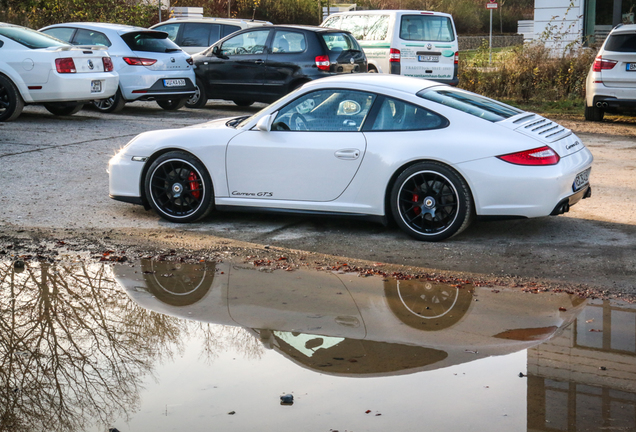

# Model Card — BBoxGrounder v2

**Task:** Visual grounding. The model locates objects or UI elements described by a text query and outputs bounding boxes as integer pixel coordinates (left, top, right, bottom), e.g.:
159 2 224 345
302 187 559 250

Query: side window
181 23 212 47
222 25 241 38
366 15 389 41
73 29 111 47
322 16 341 28
220 29 269 55
153 23 180 42
371 97 447 131
340 14 368 39
272 89 376 132
42 27 75 43
271 30 306 53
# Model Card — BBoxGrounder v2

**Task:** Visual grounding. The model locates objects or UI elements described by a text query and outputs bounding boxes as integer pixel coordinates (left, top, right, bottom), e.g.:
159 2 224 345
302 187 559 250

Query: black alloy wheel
391 162 474 241
93 89 126 113
157 98 187 110
186 78 208 109
44 102 83 116
0 75 25 122
144 151 214 223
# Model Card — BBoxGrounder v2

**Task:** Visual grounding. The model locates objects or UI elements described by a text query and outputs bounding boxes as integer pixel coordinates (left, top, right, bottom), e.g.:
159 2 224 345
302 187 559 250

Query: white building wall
533 0 585 52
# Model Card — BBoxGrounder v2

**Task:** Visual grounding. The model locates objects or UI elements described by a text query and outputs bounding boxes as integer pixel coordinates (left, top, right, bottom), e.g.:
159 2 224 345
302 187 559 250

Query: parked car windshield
417 87 521 122
400 15 455 42
604 33 636 52
0 25 68 49
120 31 182 53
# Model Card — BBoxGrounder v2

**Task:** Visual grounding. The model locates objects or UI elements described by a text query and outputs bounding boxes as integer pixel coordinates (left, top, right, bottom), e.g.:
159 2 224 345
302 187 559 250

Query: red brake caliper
412 190 421 215
188 172 200 199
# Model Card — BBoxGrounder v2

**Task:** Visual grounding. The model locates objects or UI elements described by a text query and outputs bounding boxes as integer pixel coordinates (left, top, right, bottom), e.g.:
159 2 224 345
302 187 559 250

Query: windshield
0 25 68 49
121 31 182 53
417 87 522 122
400 15 455 42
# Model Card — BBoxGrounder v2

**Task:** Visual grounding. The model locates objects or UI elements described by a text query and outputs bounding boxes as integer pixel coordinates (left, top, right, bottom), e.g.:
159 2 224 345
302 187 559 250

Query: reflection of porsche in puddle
116 260 586 377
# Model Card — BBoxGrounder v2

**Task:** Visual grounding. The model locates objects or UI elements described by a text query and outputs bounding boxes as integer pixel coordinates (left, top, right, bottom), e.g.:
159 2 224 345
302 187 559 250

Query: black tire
92 89 126 113
157 98 187 110
233 100 254 107
0 75 25 122
390 162 474 241
186 78 208 109
584 102 604 121
44 102 83 116
368 67 378 73
144 151 214 223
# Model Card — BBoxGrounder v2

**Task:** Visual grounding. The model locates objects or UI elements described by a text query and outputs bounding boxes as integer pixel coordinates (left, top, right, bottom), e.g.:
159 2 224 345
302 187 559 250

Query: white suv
585 24 636 121
151 17 271 54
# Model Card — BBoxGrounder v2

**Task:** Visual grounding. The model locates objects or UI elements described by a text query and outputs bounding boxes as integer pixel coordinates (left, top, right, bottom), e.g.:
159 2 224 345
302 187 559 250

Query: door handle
254 59 264 64
334 149 360 160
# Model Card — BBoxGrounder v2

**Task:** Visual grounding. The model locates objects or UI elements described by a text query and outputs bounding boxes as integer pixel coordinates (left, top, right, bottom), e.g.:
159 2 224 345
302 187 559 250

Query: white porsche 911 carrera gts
108 74 593 241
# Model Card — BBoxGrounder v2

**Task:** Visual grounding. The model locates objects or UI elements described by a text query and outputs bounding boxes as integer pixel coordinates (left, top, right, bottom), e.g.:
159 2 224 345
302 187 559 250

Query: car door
203 28 271 100
226 89 377 202
263 29 308 96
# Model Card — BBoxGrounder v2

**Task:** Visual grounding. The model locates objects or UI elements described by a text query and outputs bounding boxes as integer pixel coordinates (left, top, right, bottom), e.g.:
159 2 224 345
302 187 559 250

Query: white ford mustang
109 74 593 241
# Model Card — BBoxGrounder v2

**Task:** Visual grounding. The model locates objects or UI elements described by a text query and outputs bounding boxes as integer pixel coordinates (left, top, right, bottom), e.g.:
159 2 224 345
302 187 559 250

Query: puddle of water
1 259 635 431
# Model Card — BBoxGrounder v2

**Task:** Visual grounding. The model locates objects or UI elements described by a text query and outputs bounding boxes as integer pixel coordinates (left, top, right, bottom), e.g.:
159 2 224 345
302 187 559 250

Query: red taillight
102 57 113 72
497 146 560 166
186 57 194 65
123 57 157 66
55 58 76 73
315 55 330 71
389 48 400 63
454 51 459 65
592 56 617 72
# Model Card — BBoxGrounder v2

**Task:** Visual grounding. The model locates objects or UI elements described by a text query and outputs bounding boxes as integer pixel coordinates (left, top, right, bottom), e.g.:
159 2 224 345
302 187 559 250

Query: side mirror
255 114 275 132
212 45 221 56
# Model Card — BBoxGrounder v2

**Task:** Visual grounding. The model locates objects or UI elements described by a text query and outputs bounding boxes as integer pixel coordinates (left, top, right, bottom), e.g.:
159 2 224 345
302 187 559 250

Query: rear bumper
550 184 592 215
127 77 196 101
28 71 119 103
593 95 636 110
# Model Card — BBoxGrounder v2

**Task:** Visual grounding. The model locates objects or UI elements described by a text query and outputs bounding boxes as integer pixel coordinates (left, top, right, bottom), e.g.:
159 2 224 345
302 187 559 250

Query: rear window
0 25 68 49
321 32 360 52
121 31 182 53
417 88 521 122
604 33 636 52
400 15 455 42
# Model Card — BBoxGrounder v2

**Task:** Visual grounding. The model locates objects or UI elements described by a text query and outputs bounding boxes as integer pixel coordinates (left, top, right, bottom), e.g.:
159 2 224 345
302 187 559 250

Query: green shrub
459 41 596 102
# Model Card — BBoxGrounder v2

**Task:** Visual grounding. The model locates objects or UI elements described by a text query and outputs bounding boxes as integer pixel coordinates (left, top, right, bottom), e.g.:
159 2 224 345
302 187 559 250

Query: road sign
486 2 498 8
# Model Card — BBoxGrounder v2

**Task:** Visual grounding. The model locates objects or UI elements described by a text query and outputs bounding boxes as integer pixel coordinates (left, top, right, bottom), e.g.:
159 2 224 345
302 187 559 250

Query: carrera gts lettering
232 191 273 197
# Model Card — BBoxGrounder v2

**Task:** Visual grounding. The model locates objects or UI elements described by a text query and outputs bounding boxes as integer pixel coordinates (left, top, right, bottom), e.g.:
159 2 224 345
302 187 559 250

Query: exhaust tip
602 102 609 108
596 102 603 107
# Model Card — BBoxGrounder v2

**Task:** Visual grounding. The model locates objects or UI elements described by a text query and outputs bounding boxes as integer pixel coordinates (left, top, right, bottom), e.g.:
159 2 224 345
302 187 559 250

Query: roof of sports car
305 74 444 94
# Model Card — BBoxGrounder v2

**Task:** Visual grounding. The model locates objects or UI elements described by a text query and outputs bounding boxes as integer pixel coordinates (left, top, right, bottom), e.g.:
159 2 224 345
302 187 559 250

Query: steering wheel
235 46 247 55
290 113 308 131
272 122 290 131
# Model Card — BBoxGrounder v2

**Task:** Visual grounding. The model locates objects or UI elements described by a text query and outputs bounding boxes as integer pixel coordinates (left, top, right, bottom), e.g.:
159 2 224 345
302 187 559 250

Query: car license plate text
418 55 439 62
573 167 591 191
164 79 186 87
91 80 102 93
627 63 636 71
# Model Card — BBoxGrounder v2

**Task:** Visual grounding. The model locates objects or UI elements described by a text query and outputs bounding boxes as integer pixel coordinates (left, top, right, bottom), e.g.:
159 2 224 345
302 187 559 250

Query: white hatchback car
40 22 196 113
585 24 636 121
109 74 593 241
151 17 272 55
0 22 118 121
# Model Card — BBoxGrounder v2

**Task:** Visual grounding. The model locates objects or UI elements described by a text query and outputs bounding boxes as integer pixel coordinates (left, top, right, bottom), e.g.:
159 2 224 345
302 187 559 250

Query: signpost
486 1 498 64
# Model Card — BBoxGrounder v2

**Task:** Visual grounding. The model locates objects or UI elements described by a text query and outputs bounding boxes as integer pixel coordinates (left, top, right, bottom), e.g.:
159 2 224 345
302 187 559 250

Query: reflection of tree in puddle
384 279 474 330
0 261 183 432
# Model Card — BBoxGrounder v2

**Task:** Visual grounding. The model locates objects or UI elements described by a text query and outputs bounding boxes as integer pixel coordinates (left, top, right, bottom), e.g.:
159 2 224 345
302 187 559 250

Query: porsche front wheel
391 162 474 241
144 151 214 223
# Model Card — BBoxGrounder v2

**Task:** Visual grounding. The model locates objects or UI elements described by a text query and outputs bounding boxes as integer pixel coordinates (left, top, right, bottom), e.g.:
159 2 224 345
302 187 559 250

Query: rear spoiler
46 45 109 52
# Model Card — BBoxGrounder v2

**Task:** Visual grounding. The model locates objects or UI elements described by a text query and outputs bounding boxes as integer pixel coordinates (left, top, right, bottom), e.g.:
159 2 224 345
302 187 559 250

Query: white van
321 10 458 85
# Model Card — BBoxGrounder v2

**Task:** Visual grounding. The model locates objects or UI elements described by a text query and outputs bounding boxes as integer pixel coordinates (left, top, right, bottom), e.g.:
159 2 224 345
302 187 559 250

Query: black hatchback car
186 25 367 108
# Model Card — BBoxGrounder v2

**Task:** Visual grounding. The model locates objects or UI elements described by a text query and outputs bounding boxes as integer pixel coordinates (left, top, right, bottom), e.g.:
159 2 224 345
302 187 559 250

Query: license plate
573 167 591 191
164 79 186 87
418 55 439 62
627 63 636 71
91 80 101 93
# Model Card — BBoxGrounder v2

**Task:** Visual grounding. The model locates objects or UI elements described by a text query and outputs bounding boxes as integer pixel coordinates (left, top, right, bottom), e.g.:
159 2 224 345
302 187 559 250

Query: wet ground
2 257 635 432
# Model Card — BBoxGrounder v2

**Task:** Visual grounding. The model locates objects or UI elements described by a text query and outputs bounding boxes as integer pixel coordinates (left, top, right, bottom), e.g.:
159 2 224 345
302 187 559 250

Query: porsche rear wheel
0 75 24 122
391 162 474 241
145 151 214 223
